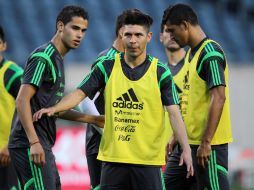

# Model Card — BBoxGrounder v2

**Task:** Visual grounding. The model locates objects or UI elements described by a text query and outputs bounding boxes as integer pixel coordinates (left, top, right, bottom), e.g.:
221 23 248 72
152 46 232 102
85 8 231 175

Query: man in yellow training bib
34 9 193 190
163 4 233 190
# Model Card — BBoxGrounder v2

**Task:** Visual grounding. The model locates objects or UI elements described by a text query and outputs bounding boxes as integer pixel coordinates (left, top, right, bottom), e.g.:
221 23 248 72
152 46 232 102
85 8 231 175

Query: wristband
30 139 40 146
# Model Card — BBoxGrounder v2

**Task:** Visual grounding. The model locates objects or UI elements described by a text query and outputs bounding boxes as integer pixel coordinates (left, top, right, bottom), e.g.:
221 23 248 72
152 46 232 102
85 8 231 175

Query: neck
0 55 3 63
124 49 147 68
166 48 186 65
51 34 69 58
112 38 124 52
189 25 206 49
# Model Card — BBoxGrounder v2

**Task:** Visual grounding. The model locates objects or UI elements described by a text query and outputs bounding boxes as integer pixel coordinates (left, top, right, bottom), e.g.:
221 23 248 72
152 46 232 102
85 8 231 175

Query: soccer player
163 4 233 190
0 25 23 190
79 13 125 190
8 6 103 190
159 6 197 189
34 9 193 190
159 6 187 151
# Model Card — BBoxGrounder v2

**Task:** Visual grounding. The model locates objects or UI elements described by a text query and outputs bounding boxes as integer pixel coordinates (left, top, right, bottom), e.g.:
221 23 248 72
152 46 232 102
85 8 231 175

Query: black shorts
100 162 165 190
9 148 61 190
0 162 19 190
164 143 229 190
86 153 102 190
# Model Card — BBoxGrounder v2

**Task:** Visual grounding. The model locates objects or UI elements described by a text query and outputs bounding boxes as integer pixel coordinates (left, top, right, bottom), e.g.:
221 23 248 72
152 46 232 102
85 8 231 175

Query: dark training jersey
167 58 185 77
78 53 179 107
0 59 23 98
9 42 65 150
86 47 119 155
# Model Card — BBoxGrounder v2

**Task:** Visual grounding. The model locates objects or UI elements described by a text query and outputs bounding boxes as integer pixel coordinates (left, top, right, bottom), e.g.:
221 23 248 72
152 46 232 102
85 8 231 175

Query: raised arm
58 109 104 130
33 89 86 120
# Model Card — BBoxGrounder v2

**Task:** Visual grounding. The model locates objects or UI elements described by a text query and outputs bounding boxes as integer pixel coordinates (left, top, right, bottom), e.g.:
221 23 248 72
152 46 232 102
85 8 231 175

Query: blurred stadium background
1 0 254 189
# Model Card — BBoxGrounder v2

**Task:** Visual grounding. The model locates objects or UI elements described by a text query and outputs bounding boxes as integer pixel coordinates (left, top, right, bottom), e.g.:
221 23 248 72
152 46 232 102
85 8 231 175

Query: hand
0 146 11 166
33 107 56 122
30 143 46 167
165 137 176 160
92 115 105 128
179 148 194 178
197 142 211 168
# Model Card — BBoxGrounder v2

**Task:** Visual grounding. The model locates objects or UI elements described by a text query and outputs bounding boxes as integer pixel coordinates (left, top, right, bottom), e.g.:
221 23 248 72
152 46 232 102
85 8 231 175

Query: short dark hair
164 4 198 26
56 5 89 28
121 9 153 31
160 5 173 32
0 25 5 42
115 13 125 37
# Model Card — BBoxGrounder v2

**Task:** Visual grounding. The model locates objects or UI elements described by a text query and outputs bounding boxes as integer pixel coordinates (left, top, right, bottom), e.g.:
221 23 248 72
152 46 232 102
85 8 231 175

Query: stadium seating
0 0 253 66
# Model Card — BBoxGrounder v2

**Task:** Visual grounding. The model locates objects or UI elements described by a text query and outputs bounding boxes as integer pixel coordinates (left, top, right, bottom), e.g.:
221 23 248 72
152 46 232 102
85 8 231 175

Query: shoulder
92 48 119 68
7 61 23 73
28 43 54 63
201 40 226 61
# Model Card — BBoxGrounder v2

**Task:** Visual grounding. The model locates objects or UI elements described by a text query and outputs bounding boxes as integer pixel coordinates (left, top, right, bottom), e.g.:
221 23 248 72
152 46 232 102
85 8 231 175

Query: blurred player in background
163 3 233 190
79 13 125 190
0 25 23 190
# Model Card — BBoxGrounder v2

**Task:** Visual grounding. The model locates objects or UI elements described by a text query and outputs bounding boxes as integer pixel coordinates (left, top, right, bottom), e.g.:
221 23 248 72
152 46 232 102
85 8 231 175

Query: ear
118 27 123 39
159 33 163 43
0 41 7 52
181 21 189 31
57 21 64 32
147 32 153 43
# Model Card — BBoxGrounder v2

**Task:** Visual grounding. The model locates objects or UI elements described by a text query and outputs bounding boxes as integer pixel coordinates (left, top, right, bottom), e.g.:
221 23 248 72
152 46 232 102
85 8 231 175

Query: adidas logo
112 88 144 110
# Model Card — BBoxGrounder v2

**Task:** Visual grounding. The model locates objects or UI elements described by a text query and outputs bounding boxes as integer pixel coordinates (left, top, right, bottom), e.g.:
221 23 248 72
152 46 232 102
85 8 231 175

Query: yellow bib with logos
164 62 188 143
98 54 166 165
181 39 233 145
0 61 16 149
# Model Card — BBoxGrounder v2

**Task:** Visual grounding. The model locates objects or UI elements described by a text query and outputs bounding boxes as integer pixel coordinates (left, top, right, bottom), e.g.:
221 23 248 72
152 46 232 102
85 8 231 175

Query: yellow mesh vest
0 61 16 149
164 62 188 143
98 54 166 165
181 39 233 145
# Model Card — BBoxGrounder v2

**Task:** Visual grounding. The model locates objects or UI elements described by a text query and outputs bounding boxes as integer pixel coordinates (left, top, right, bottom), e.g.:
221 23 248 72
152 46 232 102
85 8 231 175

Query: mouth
73 40 81 45
128 46 138 51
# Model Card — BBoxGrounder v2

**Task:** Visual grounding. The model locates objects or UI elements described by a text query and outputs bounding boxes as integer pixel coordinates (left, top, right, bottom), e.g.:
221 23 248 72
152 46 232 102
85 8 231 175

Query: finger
197 156 201 166
40 152 46 167
189 165 194 177
38 110 43 119
186 165 191 178
33 154 40 166
200 157 205 168
179 157 183 166
32 113 37 122
7 156 11 165
3 155 9 166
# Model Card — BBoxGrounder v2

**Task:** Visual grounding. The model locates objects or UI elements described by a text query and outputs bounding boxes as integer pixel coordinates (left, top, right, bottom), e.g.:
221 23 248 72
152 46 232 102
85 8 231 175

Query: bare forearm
202 95 225 143
167 106 190 151
16 99 38 142
54 89 86 113
58 109 100 126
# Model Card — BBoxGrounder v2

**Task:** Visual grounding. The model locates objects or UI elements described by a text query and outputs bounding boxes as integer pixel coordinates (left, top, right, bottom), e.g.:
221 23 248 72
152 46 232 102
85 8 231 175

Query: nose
77 30 84 39
130 35 136 43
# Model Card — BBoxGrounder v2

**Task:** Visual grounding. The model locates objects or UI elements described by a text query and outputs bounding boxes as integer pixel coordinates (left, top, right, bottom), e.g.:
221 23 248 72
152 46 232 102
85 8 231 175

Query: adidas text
112 101 144 110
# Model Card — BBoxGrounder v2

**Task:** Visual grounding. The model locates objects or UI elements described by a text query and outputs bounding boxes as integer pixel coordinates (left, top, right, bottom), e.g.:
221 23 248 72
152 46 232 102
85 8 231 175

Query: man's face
122 25 152 58
59 16 88 49
160 25 181 52
165 22 188 48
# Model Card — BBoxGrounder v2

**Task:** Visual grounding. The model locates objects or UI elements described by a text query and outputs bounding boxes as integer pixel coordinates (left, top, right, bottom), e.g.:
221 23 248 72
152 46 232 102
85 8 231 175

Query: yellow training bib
0 61 16 149
98 54 166 165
